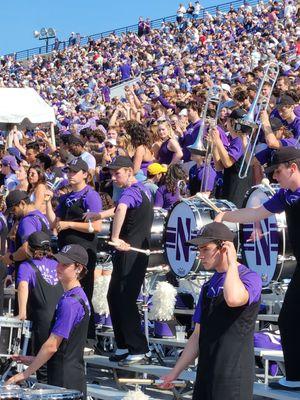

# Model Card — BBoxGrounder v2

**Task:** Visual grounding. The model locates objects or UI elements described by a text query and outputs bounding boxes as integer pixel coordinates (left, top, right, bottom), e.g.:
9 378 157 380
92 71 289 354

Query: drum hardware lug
277 223 287 229
261 273 268 282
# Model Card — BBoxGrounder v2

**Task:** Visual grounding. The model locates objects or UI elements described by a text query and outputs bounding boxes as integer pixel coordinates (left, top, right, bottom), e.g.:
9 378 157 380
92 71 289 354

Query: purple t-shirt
193 264 262 324
255 139 298 165
17 211 50 244
154 184 180 210
51 286 90 340
17 257 59 288
56 185 102 218
179 120 202 162
189 163 217 192
263 187 300 213
118 181 151 208
120 64 131 80
225 135 243 162
272 111 300 140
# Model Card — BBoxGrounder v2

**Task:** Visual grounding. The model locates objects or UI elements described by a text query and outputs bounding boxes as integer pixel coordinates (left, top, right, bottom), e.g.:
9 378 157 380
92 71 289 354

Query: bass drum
97 208 167 267
241 184 296 287
165 198 239 277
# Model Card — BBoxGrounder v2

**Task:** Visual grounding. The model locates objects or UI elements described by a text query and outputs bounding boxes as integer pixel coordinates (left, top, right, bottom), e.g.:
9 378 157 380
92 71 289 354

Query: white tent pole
50 122 56 148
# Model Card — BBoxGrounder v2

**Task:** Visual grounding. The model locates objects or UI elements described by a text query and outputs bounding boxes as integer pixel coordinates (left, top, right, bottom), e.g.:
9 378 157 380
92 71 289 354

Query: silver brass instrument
187 85 222 156
188 85 222 192
238 62 280 179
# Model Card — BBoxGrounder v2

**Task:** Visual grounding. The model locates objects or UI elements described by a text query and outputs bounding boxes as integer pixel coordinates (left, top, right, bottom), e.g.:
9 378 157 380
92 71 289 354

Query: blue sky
0 0 226 56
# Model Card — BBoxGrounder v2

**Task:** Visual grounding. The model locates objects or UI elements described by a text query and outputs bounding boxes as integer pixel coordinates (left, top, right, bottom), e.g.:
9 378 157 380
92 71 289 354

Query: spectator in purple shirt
17 231 63 383
179 101 202 164
216 147 300 391
161 222 261 399
7 244 90 398
189 150 217 196
255 112 298 166
275 94 300 140
155 164 186 210
1 190 50 268
119 61 132 81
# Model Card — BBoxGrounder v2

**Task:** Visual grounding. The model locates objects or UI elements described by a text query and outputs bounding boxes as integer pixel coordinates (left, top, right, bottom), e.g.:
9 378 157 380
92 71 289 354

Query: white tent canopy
0 88 55 126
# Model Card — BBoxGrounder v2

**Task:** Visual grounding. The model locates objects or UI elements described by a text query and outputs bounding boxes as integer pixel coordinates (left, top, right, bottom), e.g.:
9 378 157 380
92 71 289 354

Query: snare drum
241 184 296 286
0 318 31 357
165 198 239 277
97 208 167 267
97 218 112 252
21 388 83 399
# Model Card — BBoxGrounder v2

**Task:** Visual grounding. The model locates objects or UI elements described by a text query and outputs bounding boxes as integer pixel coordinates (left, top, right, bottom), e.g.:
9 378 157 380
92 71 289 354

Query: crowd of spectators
0 0 298 214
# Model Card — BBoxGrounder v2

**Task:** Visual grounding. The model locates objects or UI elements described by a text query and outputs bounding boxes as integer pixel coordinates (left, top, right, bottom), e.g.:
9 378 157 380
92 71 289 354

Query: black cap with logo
54 244 89 266
107 156 134 170
28 231 51 250
64 158 89 173
186 222 235 247
265 147 300 173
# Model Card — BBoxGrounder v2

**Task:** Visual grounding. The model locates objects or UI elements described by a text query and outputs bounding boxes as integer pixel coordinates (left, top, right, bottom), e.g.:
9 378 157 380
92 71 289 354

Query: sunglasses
105 144 115 148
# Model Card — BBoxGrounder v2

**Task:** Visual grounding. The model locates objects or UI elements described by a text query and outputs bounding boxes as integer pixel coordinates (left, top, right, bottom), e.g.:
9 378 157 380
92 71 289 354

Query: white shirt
80 151 96 170
177 6 186 17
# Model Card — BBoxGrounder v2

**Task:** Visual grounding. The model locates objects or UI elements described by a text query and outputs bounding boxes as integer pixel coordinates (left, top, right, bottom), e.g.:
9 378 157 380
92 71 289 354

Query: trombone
238 62 280 179
187 85 222 192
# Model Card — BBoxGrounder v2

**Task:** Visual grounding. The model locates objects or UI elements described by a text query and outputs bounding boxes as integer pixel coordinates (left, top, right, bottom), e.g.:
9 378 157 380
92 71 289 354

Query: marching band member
106 156 153 366
216 147 300 391
45 157 102 340
211 109 253 208
161 222 261 399
17 231 63 383
7 244 90 399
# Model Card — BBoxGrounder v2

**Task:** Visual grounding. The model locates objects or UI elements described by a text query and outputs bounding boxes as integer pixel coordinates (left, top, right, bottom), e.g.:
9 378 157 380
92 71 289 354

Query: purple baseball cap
2 155 20 172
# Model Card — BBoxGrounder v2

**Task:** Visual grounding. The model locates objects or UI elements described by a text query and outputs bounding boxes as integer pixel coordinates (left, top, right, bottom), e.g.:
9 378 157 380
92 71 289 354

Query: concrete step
253 382 300 399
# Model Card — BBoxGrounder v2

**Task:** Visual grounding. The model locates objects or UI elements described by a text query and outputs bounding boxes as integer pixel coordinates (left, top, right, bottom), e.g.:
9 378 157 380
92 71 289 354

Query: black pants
107 251 148 355
278 268 300 381
81 248 97 340
0 262 6 316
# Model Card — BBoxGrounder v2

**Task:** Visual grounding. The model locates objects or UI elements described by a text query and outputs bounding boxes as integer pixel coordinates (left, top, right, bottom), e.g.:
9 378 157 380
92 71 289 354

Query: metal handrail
3 0 261 61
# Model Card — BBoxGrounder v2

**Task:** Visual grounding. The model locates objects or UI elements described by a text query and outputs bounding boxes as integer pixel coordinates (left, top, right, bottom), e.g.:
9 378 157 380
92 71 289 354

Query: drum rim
241 184 289 285
164 198 239 277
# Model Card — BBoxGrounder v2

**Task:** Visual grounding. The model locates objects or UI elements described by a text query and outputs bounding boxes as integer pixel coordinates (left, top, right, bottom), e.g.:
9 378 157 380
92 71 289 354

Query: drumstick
118 378 186 387
107 241 151 256
196 193 222 213
261 178 276 195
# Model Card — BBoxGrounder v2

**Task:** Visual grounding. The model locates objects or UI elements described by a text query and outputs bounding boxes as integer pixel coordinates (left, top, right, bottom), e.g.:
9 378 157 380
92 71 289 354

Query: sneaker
118 352 152 367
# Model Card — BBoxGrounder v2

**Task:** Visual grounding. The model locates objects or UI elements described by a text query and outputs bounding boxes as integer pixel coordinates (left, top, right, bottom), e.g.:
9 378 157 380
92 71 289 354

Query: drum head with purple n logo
165 202 199 277
242 187 279 286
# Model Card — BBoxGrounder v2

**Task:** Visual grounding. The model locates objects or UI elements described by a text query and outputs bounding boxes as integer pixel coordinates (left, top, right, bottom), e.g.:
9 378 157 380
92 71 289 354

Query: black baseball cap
28 231 51 249
186 222 235 247
68 135 84 146
265 147 300 173
6 190 29 212
64 158 89 173
107 156 134 170
228 108 246 120
54 244 89 266
269 117 284 131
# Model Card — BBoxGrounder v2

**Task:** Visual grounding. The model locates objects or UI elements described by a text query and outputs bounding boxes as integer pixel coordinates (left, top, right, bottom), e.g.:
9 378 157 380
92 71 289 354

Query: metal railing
3 0 261 61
